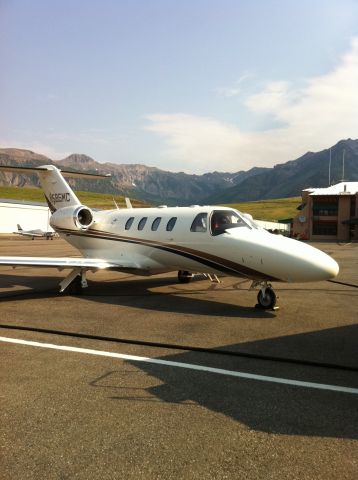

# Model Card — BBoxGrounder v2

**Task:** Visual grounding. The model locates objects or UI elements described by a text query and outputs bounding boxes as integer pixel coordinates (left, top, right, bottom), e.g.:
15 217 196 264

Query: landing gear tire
257 287 277 310
178 270 193 283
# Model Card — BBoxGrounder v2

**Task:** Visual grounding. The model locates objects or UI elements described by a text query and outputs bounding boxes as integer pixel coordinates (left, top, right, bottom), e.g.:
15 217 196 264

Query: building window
151 217 161 231
312 222 337 236
312 197 338 216
190 213 207 232
312 204 338 216
166 217 177 231
125 217 134 230
138 217 147 230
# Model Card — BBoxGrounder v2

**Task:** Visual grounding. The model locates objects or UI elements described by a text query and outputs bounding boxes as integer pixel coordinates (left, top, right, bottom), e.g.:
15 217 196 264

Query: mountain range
0 139 357 205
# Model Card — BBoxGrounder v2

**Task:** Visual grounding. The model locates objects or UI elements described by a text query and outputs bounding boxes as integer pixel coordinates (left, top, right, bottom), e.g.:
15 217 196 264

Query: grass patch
0 185 300 220
0 186 149 209
224 197 301 222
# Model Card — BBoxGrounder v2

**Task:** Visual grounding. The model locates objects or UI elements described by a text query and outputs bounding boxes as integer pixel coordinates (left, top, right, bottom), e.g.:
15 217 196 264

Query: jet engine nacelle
50 205 94 231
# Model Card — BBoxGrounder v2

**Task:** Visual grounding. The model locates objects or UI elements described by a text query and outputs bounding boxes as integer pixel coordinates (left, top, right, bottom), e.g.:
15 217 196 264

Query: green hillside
0 186 149 209
224 197 301 222
0 185 300 221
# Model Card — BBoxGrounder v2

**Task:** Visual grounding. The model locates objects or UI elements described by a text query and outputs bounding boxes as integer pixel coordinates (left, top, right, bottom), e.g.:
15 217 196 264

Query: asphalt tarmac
0 236 357 479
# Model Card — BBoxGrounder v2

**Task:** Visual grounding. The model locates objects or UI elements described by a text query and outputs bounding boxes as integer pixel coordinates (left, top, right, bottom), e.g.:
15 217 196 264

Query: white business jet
0 164 339 309
14 224 58 240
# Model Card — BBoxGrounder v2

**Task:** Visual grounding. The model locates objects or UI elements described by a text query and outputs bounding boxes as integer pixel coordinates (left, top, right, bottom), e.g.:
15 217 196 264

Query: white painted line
1 335 358 395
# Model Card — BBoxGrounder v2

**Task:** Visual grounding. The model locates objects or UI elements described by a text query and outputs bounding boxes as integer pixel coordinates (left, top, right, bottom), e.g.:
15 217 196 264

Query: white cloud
215 73 252 98
245 81 295 116
215 86 242 98
145 38 358 173
145 113 252 172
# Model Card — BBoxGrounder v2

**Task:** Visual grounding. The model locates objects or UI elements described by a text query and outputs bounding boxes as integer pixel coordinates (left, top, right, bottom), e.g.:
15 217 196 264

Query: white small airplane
14 224 58 240
0 164 339 309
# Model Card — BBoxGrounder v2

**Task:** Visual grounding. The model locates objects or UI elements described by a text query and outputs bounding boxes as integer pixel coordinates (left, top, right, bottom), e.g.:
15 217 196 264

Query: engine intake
75 206 93 228
50 205 94 231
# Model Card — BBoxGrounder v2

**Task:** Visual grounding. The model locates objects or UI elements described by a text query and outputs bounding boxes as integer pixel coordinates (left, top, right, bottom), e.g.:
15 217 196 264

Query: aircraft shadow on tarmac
1 272 356 318
0 273 276 318
90 324 358 440
1 272 357 438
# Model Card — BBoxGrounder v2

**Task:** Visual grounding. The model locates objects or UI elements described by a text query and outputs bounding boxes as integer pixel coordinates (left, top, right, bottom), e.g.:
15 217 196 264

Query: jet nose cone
271 237 340 283
307 250 339 282
324 256 339 279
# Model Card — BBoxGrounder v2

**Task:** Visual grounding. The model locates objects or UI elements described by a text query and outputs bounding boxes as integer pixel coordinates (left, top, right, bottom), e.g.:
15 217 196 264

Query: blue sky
1 0 358 173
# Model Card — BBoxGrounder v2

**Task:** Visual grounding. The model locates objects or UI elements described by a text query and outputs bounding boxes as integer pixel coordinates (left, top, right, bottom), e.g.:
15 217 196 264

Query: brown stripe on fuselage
56 227 279 281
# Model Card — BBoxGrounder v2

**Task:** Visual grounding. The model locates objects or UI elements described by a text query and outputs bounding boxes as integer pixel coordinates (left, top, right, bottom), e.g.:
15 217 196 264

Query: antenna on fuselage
125 197 133 209
113 198 120 210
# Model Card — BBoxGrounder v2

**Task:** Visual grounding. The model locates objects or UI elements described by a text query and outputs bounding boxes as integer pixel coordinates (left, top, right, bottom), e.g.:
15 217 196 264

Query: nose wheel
256 286 277 310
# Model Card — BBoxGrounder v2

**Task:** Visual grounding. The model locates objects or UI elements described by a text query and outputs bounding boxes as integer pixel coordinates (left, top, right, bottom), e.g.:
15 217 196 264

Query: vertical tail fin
37 165 81 212
0 164 110 212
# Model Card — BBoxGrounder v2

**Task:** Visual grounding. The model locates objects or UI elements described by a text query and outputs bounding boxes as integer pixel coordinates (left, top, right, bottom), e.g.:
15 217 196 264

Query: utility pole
342 148 345 181
328 148 331 185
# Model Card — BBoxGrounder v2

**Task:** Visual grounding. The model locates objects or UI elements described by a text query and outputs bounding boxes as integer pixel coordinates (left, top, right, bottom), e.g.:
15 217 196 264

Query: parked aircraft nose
282 240 339 282
324 255 339 279
228 229 339 283
309 251 339 281
250 233 340 283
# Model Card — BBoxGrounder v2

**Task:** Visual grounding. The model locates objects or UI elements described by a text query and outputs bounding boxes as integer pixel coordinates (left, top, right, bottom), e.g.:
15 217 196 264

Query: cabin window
211 210 250 236
125 217 134 230
151 217 161 231
190 213 207 232
138 217 148 230
166 217 177 231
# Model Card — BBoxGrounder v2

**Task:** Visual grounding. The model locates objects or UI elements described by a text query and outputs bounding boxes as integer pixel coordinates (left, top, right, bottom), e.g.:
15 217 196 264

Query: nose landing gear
251 281 279 310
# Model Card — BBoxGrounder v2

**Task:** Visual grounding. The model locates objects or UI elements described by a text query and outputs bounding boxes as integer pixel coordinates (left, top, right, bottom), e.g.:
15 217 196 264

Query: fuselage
56 205 339 283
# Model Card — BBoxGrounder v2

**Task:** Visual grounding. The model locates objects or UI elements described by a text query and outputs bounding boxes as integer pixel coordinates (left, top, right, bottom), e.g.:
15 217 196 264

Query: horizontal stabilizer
0 164 111 179
0 164 111 211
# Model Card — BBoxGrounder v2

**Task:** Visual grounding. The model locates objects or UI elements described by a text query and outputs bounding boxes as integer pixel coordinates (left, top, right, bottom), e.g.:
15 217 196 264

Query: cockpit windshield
239 211 259 229
211 209 257 235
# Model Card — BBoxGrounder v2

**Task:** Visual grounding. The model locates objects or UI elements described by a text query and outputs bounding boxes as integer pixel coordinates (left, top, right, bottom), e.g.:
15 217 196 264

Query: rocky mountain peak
1 139 357 205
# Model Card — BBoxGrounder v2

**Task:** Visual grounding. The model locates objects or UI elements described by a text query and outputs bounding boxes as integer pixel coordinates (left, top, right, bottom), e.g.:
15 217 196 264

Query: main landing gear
177 270 194 283
177 271 221 284
251 281 278 310
59 268 88 295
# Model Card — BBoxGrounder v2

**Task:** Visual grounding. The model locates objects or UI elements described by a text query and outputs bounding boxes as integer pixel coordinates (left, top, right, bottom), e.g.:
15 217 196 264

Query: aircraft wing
13 231 45 237
0 256 136 271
